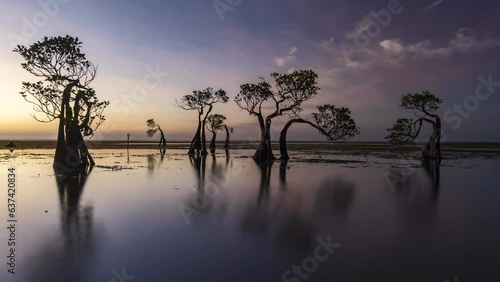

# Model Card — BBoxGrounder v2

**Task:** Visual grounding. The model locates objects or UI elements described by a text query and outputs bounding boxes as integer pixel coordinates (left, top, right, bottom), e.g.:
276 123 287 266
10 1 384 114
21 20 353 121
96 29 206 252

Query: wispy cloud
273 46 298 66
346 14 376 40
379 29 500 60
424 0 444 11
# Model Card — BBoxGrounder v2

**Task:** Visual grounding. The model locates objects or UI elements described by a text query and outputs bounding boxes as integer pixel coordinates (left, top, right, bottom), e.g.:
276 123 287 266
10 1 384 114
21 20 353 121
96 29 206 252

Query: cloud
346 14 375 40
424 0 444 11
379 29 500 60
273 46 298 66
319 37 335 47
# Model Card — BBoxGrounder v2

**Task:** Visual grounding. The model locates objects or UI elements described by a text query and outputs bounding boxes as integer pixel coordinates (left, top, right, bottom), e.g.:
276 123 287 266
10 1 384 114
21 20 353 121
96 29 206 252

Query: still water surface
0 149 499 282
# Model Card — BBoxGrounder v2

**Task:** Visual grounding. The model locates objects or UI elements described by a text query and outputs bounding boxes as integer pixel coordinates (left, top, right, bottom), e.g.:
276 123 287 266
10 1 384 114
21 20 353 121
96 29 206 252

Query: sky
0 0 499 142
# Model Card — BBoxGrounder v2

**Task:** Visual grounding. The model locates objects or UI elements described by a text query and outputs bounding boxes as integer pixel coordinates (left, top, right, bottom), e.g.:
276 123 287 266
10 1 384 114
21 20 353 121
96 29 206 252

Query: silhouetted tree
14 35 109 172
235 70 319 162
279 104 360 160
223 124 233 156
176 88 228 155
126 133 131 163
206 114 226 154
386 91 442 161
146 119 166 147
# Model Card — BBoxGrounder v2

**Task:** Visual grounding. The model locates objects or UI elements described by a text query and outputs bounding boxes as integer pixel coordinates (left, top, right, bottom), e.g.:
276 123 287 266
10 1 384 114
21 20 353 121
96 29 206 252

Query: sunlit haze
1 0 499 141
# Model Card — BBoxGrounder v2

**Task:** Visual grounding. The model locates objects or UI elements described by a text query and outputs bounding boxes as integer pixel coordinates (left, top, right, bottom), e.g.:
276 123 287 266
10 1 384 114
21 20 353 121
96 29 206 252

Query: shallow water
0 149 499 282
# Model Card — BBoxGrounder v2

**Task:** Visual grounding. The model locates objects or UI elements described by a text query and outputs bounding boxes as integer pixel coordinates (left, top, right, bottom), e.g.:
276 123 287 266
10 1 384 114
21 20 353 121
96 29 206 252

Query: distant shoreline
1 140 500 154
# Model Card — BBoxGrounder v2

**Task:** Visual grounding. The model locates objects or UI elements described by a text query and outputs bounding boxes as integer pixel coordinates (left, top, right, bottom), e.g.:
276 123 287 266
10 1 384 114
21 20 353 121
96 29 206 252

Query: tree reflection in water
386 161 441 227
186 154 232 220
241 161 356 254
26 167 98 282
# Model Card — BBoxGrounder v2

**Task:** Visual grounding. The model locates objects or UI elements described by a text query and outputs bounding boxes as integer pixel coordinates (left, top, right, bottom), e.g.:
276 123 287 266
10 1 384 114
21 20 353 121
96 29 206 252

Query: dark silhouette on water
14 35 109 172
235 70 320 163
387 161 441 228
240 161 356 253
176 88 229 155
223 124 233 156
279 105 360 160
4 141 17 153
146 119 167 147
25 167 97 282
126 133 131 163
386 91 443 161
206 114 227 154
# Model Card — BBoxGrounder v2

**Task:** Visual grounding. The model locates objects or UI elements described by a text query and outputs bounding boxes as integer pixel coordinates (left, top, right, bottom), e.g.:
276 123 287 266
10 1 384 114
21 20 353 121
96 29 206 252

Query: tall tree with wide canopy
235 70 319 162
176 88 228 155
206 114 226 154
14 35 109 171
279 104 360 160
386 91 443 161
146 119 167 147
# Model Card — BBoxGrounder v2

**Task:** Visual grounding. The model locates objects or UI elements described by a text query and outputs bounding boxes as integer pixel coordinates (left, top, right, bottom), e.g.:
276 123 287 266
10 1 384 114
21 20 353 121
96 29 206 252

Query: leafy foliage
206 114 227 133
235 80 273 115
235 70 320 117
385 118 421 145
15 35 108 137
13 35 96 86
312 104 360 142
176 88 229 112
146 119 159 138
386 91 442 145
271 70 320 116
400 91 442 113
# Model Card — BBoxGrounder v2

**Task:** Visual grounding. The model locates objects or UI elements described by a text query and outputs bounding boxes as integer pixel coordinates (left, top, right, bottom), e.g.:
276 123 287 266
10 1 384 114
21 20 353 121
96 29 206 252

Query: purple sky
1 0 499 141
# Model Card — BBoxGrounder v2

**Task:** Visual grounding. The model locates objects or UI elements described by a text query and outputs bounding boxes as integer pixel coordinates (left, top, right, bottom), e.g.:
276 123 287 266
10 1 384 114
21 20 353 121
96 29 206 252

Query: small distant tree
146 119 166 147
14 35 109 171
386 91 442 161
235 70 319 162
279 105 360 160
206 114 226 154
176 88 229 155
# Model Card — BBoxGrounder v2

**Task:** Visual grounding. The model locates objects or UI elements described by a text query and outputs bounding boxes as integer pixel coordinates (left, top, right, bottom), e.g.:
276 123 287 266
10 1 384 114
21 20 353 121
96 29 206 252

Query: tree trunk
188 113 203 155
434 117 442 160
421 117 442 161
54 82 77 169
201 105 213 155
209 132 217 154
158 127 167 147
75 129 95 167
253 116 276 162
224 125 230 156
65 124 83 169
279 118 321 161
279 160 288 186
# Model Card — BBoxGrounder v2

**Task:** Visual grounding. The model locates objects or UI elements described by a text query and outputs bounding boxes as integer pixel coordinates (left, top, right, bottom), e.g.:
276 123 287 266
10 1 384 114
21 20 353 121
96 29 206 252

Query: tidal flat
0 144 499 282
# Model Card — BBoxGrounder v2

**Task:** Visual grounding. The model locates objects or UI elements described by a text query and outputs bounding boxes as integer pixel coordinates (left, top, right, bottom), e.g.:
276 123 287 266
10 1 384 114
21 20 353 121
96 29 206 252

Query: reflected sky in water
1 149 500 282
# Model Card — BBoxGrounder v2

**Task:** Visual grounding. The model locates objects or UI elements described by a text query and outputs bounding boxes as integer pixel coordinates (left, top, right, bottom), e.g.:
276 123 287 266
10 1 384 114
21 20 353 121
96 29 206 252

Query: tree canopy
312 104 360 142
206 114 227 133
386 91 443 160
235 70 321 162
14 35 109 169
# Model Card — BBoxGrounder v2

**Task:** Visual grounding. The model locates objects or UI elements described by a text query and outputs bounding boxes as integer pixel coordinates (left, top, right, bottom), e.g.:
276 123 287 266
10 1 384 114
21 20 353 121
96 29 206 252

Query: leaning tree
146 119 167 147
206 114 226 154
176 88 228 155
14 35 109 171
223 124 233 155
235 70 319 162
386 91 443 161
279 104 360 160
